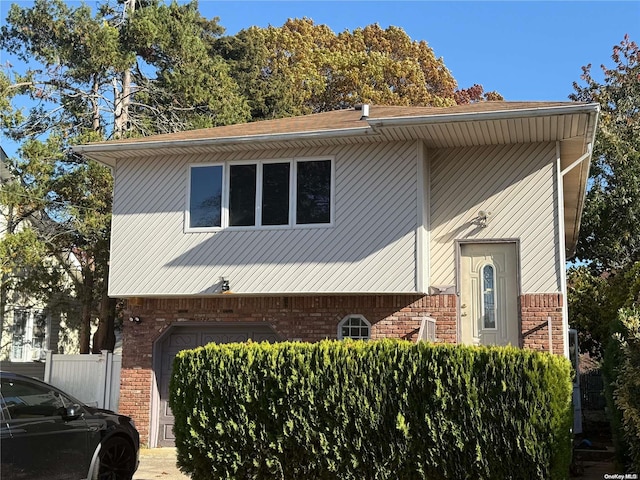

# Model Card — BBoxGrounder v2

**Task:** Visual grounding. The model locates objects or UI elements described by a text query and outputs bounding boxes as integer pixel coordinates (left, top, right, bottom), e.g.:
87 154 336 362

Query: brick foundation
119 292 563 446
519 293 564 354
120 294 456 446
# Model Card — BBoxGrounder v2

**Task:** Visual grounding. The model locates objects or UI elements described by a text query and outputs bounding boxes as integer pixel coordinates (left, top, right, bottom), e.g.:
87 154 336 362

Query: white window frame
185 156 334 232
11 308 49 362
338 314 371 340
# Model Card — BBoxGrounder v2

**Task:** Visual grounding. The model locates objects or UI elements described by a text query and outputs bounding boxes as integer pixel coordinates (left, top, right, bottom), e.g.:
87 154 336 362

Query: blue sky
197 1 639 101
1 1 639 156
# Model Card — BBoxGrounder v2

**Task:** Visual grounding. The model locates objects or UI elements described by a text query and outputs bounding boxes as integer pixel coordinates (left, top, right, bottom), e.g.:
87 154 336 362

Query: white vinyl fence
44 351 121 411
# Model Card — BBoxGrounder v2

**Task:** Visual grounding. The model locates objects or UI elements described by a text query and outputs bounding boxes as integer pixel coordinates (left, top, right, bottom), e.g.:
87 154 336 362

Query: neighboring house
74 101 599 447
0 146 81 363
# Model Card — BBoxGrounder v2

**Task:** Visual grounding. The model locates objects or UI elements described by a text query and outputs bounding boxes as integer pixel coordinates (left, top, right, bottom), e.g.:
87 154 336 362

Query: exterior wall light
478 210 493 228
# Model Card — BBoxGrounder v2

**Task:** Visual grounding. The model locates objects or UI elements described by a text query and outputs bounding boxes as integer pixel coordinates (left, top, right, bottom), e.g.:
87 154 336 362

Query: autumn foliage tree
216 19 502 120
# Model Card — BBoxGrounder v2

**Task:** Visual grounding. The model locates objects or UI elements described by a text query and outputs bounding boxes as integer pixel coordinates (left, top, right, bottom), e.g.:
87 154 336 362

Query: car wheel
96 436 136 480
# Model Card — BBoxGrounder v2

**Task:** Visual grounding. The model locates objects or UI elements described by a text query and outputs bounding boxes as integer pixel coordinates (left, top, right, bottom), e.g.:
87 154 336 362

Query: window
482 264 496 329
229 164 257 226
189 165 223 228
296 159 331 224
11 310 28 361
187 158 332 231
262 162 291 226
338 315 371 340
11 309 48 362
1 378 71 419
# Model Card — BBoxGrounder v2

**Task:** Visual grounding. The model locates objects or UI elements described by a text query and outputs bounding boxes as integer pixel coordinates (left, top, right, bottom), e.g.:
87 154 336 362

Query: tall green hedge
170 340 573 479
603 307 640 472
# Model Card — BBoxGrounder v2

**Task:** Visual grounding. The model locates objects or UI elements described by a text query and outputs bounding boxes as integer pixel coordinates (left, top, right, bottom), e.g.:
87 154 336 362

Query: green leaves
568 36 639 360
572 35 640 271
170 340 573 479
568 263 640 357
603 307 640 471
1 0 249 140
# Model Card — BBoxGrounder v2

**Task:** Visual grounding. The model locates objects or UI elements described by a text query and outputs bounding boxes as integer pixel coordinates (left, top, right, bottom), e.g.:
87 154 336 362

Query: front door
459 242 519 346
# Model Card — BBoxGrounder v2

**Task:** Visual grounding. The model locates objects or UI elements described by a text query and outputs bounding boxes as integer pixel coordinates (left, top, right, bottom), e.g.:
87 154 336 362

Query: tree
571 35 640 272
568 264 640 357
0 136 84 352
216 19 502 120
122 0 250 132
0 0 248 352
1 0 249 139
568 35 640 356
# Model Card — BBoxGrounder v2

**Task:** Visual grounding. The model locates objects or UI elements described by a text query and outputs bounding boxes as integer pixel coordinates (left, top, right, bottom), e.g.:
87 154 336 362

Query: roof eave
565 106 600 257
73 126 374 166
367 103 601 128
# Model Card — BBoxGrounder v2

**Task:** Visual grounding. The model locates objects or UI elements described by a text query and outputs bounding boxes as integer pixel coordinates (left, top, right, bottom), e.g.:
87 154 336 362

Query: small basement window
338 315 371 340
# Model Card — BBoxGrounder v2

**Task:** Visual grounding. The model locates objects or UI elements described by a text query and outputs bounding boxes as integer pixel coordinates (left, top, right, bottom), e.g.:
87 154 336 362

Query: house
74 101 599 447
0 146 81 366
1 146 51 363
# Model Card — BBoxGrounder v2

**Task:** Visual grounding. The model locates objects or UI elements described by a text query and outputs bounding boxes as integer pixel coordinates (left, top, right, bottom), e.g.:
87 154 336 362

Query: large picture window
187 158 332 231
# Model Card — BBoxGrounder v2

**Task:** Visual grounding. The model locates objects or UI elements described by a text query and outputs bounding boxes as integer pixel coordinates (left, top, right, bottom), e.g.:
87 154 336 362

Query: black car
0 371 139 480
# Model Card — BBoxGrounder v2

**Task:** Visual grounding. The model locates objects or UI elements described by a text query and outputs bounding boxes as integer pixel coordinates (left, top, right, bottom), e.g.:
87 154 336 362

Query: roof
73 101 600 255
75 101 595 155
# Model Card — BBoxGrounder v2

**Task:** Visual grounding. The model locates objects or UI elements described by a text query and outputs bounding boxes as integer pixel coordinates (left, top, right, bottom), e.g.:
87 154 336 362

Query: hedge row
603 307 640 472
170 340 573 479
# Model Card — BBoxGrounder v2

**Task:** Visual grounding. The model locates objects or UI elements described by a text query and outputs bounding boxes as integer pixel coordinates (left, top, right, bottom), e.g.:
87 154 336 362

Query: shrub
604 307 640 472
170 340 573 479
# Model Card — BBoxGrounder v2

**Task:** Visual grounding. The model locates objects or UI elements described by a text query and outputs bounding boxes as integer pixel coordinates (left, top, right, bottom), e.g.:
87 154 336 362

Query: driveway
133 446 621 479
134 448 189 480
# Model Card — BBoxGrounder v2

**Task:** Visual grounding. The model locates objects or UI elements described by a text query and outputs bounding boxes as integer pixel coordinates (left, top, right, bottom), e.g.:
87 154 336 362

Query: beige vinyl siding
109 142 420 296
429 142 562 293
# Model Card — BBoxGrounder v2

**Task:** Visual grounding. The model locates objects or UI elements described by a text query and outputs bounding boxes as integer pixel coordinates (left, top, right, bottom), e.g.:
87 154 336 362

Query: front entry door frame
455 239 521 346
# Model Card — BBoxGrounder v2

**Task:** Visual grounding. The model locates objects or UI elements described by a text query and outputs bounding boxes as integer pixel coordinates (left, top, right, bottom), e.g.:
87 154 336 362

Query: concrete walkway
134 448 189 480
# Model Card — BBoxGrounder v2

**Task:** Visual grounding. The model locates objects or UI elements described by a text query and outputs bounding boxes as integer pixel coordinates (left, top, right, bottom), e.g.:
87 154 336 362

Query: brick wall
120 293 457 446
519 293 564 354
119 292 564 446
